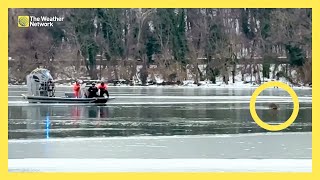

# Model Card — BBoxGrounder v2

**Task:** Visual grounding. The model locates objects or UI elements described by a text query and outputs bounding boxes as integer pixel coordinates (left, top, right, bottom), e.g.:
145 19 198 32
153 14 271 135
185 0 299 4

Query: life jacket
73 83 80 97
98 83 107 90
73 83 80 92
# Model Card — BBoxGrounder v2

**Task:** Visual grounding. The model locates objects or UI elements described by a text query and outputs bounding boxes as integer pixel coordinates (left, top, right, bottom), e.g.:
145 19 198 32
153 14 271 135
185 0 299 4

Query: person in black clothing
47 80 55 97
88 83 98 98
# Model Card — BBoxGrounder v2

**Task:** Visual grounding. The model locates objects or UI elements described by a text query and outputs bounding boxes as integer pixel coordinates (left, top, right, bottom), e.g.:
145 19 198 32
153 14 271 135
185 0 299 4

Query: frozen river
8 86 312 172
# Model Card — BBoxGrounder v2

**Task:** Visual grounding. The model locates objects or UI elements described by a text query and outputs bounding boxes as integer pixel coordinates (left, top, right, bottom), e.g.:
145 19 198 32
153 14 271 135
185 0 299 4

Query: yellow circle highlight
249 81 299 131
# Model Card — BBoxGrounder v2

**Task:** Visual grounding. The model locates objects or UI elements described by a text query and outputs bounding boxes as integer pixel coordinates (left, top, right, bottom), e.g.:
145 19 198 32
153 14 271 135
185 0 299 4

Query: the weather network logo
17 15 64 27
18 16 30 27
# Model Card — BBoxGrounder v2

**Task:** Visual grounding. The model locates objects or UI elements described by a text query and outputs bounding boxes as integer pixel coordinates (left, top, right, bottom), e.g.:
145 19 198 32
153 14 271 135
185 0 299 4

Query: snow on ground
8 82 312 90
8 158 311 172
8 64 312 89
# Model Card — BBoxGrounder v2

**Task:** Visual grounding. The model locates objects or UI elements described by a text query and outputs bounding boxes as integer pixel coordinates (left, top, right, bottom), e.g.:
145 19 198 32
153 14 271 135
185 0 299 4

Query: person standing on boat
47 80 55 97
88 83 99 98
98 82 109 98
73 81 81 98
80 81 88 98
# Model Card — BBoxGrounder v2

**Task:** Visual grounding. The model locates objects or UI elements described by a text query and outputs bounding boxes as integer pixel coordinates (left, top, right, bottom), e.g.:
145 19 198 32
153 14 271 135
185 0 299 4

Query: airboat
21 68 115 104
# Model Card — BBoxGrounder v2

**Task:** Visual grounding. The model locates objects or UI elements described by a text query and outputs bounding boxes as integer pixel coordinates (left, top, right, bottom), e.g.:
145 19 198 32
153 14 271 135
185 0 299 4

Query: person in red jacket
73 81 81 98
97 82 109 98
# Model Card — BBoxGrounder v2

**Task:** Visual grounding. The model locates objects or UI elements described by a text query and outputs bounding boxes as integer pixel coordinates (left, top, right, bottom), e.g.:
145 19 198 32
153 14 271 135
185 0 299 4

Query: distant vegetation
8 8 311 85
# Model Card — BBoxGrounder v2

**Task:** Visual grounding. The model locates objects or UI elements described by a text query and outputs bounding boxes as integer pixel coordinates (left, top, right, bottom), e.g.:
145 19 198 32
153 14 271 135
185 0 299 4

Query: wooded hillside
8 8 312 85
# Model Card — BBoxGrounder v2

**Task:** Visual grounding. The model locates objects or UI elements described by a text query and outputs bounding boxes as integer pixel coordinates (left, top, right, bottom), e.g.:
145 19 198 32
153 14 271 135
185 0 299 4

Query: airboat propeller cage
26 68 55 96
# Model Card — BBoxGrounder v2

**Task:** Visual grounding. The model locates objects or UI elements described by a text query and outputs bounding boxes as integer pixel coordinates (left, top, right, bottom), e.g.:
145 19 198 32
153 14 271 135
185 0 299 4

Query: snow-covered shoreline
8 83 312 90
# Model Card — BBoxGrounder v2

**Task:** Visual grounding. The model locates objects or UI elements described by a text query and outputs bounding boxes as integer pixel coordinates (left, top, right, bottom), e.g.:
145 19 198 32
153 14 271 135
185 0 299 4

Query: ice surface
9 132 311 159
8 158 311 172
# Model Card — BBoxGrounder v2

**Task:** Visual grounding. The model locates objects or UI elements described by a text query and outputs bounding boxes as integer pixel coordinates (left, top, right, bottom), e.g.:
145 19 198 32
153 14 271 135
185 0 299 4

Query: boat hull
22 94 114 104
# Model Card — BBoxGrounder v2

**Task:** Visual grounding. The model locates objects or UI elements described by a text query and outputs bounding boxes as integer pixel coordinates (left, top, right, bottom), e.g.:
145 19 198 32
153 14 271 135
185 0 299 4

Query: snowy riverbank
8 81 312 90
